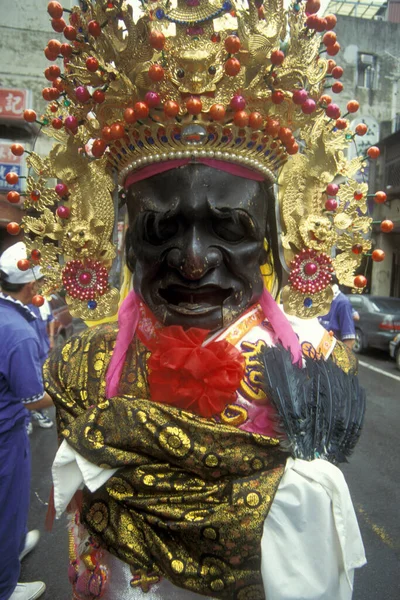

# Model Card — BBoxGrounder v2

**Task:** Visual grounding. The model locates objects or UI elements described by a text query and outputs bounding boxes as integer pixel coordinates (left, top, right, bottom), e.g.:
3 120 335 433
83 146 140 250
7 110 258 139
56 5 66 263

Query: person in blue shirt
0 242 53 600
319 280 356 350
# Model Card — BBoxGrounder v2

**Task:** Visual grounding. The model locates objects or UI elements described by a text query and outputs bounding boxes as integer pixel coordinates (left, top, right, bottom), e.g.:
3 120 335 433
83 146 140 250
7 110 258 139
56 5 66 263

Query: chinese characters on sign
0 89 28 121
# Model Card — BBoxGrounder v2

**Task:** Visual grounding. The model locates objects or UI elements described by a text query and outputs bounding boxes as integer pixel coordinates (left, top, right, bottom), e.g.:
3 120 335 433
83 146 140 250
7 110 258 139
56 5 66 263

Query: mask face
126 164 269 331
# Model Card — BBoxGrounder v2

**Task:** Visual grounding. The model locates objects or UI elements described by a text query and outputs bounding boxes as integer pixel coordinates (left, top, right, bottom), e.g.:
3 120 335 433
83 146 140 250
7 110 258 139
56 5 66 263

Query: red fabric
147 326 245 418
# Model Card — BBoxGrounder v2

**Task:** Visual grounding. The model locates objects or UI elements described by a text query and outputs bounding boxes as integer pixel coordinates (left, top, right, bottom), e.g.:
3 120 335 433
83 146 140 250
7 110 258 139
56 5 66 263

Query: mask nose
167 229 222 280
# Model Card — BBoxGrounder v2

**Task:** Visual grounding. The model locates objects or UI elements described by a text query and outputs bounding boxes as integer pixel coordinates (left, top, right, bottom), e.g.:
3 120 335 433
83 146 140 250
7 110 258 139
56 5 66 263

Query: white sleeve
261 457 366 600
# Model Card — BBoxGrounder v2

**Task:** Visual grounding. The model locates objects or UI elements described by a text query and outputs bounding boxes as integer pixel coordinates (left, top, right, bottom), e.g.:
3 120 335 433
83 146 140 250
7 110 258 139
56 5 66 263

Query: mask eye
142 213 179 245
176 68 185 78
212 216 245 243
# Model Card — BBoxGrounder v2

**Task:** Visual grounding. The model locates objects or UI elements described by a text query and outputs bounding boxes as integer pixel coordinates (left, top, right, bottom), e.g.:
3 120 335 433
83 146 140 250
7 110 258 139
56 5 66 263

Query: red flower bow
147 326 245 418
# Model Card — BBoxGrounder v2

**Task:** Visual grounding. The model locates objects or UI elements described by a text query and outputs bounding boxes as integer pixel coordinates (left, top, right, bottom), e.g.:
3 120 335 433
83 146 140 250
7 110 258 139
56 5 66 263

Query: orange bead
335 118 348 130
5 172 19 185
372 249 385 262
264 118 280 137
86 57 99 72
148 64 164 82
32 295 45 307
354 275 367 288
124 108 137 124
52 118 63 130
327 43 340 56
380 220 394 233
17 259 30 271
47 1 63 19
186 97 202 115
270 50 285 66
23 109 37 123
101 126 113 141
271 90 284 104
319 94 332 106
51 18 66 33
355 123 368 136
248 112 263 129
224 35 241 54
7 191 20 204
92 139 107 158
332 82 343 94
209 103 226 121
347 100 359 114
44 46 58 61
134 102 150 119
48 39 61 54
374 191 387 204
331 66 343 79
278 127 293 142
10 144 24 156
367 146 380 159
233 110 249 127
110 123 126 139
306 0 321 15
60 43 73 58
42 87 52 101
149 30 165 51
6 222 21 235
327 60 336 74
325 14 337 30
224 57 241 77
63 26 77 41
286 142 299 155
323 31 337 46
163 100 180 118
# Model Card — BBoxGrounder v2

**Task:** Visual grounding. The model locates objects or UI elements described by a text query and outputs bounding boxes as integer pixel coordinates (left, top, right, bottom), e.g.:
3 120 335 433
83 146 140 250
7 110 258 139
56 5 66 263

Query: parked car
389 333 400 371
346 295 400 354
49 293 73 346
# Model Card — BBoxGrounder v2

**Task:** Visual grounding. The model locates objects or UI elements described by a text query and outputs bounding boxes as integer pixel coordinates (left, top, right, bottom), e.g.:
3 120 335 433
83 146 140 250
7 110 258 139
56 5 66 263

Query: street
21 348 400 600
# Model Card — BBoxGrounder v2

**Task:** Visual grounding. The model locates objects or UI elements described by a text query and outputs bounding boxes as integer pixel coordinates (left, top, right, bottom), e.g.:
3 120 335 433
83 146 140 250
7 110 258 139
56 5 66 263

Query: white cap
0 242 42 284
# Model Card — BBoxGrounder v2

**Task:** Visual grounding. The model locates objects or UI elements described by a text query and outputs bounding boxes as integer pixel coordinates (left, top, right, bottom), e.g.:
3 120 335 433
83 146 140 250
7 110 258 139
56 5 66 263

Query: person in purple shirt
319 280 356 350
0 242 53 600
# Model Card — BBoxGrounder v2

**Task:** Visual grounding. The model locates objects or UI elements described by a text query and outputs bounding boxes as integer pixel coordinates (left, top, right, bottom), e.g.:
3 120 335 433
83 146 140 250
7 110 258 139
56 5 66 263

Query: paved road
21 348 400 599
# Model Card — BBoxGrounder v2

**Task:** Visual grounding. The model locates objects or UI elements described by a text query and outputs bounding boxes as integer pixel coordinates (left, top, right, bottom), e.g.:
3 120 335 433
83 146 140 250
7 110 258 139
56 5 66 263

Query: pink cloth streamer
123 158 266 189
259 288 302 366
105 290 140 398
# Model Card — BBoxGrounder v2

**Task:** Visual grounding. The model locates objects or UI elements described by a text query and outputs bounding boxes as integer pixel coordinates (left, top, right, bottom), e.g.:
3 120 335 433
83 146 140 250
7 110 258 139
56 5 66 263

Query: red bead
325 198 338 211
374 191 387 204
319 94 332 106
304 262 317 276
264 118 280 137
332 82 343 94
51 18 66 33
233 110 249 127
101 126 112 141
64 26 77 41
306 14 318 29
88 20 102 37
314 18 327 32
93 89 105 104
327 42 340 56
367 146 380 159
6 222 21 235
60 43 73 58
354 275 367 288
110 123 125 139
64 116 78 131
278 127 293 143
347 100 359 114
31 249 41 261
30 190 41 202
11 144 24 157
292 89 308 105
301 99 316 114
325 103 340 119
323 32 337 46
248 112 263 129
7 191 20 204
271 90 285 104
355 123 368 136
380 220 394 233
148 64 164 82
6 172 19 185
55 183 68 196
79 272 92 284
86 57 99 72
145 91 160 108
225 57 241 76
47 1 63 19
124 108 137 124
331 66 343 79
335 118 348 130
211 32 221 43
372 249 385 262
186 97 202 115
17 259 30 271
149 30 165 51
306 0 321 14
354 190 363 200
134 101 150 119
326 183 339 196
209 103 226 121
224 35 241 54
32 295 45 307
92 139 107 158
230 95 246 111
270 50 285 66
23 109 37 123
286 143 299 155
75 86 91 103
325 14 337 30
163 100 180 118
57 206 70 219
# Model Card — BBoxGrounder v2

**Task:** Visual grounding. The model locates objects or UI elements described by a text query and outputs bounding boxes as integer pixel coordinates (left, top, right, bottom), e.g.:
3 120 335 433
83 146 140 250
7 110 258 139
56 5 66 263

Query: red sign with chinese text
0 88 29 121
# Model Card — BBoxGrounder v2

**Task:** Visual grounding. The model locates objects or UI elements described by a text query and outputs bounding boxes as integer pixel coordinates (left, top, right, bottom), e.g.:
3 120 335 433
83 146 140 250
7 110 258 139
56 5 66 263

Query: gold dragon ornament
6 0 391 319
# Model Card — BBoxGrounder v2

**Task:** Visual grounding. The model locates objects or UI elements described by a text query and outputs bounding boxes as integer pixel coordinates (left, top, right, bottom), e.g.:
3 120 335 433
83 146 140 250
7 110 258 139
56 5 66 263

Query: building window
357 53 378 89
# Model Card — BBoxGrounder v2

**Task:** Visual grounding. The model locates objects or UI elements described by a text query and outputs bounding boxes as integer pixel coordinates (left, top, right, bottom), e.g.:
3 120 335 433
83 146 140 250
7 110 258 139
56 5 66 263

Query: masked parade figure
10 0 389 598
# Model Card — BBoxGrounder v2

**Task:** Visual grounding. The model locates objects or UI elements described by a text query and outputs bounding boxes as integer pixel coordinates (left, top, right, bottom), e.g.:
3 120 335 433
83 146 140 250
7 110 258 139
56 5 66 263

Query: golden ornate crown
5 0 391 319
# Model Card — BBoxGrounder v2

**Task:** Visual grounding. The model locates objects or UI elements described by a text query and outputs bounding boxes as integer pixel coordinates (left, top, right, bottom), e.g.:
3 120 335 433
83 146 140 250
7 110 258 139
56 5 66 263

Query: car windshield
370 298 400 313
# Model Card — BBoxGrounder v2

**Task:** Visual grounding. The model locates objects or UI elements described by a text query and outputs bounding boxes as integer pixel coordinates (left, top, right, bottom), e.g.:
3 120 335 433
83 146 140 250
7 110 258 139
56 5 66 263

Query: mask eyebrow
207 203 259 236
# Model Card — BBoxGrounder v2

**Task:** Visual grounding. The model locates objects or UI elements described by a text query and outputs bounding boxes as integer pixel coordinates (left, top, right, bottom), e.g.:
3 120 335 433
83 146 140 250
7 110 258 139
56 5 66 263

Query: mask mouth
159 284 232 314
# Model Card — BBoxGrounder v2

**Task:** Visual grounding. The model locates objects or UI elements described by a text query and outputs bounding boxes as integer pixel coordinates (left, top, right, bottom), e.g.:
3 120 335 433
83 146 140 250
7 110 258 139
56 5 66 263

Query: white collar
0 292 38 320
